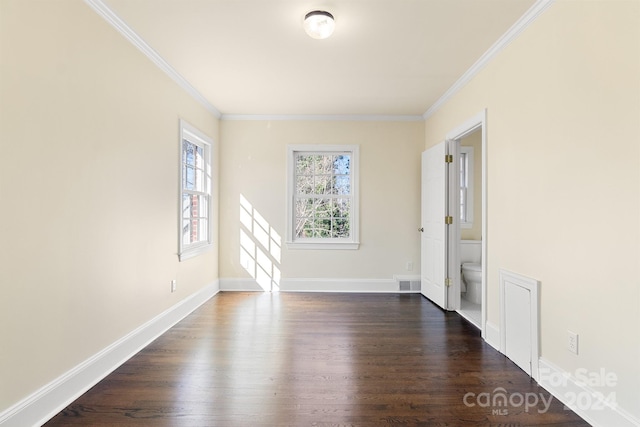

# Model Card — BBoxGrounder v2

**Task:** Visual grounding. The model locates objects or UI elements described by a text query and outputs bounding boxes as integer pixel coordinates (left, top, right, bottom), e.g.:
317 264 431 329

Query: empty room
1 0 638 426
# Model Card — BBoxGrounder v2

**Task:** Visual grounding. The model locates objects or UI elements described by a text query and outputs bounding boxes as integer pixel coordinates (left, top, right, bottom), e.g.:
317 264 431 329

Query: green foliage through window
294 153 351 239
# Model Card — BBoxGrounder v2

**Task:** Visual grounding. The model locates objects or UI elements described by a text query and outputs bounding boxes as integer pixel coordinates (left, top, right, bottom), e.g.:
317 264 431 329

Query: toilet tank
460 240 481 264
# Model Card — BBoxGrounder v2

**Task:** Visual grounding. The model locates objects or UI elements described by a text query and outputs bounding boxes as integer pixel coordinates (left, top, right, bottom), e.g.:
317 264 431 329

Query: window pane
295 198 313 219
313 218 331 237
194 167 204 192
198 218 208 242
198 195 208 219
195 145 204 169
182 219 191 245
332 217 350 238
460 188 467 222
183 140 194 165
182 194 191 219
296 154 314 175
314 174 335 195
297 217 313 238
315 199 332 218
296 175 313 194
334 155 350 175
334 198 350 218
335 175 350 195
185 166 195 190
313 155 332 174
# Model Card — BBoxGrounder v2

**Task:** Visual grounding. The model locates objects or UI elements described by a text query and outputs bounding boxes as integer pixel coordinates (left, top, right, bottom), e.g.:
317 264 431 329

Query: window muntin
179 120 213 260
287 145 359 249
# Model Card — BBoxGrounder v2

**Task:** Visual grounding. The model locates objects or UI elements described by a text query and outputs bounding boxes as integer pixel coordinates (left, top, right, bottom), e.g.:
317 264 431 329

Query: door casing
421 111 487 336
444 110 487 338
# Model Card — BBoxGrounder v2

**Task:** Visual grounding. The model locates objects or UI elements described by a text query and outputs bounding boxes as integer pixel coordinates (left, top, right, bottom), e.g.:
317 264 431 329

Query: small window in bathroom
460 146 474 228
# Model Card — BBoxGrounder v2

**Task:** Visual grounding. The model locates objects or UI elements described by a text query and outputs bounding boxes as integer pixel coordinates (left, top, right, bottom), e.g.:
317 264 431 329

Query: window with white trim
179 120 213 261
286 145 359 250
459 146 474 228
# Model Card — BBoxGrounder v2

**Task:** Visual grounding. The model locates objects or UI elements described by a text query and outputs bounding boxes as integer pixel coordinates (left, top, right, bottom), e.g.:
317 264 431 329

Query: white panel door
505 282 532 375
421 142 447 309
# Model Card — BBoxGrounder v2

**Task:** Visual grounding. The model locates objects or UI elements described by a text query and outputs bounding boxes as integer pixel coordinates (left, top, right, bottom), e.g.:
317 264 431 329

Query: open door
420 140 459 310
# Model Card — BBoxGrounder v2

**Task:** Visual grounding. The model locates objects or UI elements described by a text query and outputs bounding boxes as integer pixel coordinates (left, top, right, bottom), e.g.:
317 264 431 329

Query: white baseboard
484 320 501 351
538 358 640 427
219 278 264 291
281 278 399 292
220 277 408 293
0 281 220 427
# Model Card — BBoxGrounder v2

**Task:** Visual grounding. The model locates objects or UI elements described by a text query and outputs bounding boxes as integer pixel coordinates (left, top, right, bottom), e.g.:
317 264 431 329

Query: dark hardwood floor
45 292 589 426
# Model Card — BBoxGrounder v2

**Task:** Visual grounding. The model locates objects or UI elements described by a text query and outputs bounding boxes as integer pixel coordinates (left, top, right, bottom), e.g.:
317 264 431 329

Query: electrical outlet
406 262 413 271
567 330 578 354
171 280 177 293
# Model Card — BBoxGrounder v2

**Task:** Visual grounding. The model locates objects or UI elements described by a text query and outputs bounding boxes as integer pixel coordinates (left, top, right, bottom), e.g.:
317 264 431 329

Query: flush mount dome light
303 10 335 39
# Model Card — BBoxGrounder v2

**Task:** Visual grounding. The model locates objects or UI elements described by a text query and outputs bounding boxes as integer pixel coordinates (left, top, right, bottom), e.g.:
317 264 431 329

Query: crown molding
84 0 222 119
423 0 555 120
221 114 425 122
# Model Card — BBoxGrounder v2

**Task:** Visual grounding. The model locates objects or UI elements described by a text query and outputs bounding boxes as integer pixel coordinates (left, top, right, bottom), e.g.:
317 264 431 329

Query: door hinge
445 278 452 287
445 215 453 225
445 154 454 163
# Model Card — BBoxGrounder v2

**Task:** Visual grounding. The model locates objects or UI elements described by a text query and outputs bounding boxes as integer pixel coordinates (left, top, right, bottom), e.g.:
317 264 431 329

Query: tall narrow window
179 120 213 261
459 146 474 228
287 145 359 249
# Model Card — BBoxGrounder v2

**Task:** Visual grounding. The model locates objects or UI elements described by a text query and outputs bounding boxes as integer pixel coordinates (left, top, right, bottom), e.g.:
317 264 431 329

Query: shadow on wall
239 194 282 291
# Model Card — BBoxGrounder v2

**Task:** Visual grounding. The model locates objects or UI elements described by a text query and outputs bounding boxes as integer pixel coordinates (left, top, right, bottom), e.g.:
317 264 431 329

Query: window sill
179 243 214 261
286 241 360 250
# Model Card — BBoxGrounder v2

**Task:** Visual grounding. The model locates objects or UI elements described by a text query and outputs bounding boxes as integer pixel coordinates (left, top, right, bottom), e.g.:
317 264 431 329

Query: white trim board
83 0 221 118
538 358 640 427
0 282 220 427
423 0 555 120
220 278 418 293
484 321 501 352
221 114 425 122
219 278 265 292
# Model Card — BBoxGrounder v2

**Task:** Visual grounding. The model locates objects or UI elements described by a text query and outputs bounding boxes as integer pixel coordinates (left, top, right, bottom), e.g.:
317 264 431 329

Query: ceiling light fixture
303 10 335 40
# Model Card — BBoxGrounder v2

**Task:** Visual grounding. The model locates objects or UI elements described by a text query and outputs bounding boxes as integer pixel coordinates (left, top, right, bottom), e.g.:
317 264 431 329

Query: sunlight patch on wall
239 194 281 291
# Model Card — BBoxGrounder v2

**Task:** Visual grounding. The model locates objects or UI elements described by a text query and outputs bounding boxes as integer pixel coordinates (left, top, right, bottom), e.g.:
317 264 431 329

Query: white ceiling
101 0 537 118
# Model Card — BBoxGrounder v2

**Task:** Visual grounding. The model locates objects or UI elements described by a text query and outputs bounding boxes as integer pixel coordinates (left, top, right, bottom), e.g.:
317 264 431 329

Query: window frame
460 146 474 229
286 144 360 250
178 119 214 261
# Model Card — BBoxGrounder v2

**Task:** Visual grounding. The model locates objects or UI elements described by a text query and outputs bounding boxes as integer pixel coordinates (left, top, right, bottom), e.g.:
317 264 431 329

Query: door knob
418 227 424 232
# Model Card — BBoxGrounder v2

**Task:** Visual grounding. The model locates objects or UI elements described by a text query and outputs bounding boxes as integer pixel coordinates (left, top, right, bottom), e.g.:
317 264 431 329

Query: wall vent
395 276 421 292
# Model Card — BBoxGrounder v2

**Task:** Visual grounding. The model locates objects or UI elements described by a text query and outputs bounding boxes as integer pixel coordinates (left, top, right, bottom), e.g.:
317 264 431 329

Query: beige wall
460 129 482 241
0 0 218 411
220 120 424 281
424 0 639 418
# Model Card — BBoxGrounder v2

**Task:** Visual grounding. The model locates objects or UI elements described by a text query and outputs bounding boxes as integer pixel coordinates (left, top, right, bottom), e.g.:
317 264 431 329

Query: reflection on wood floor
45 292 589 426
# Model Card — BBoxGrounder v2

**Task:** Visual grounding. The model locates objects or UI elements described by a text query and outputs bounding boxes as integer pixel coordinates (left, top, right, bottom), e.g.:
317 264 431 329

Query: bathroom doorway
445 111 487 334
457 128 482 328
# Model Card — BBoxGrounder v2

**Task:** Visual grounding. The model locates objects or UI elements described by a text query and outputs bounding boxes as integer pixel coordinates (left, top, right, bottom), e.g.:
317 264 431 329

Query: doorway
457 128 482 328
447 111 486 335
420 110 487 336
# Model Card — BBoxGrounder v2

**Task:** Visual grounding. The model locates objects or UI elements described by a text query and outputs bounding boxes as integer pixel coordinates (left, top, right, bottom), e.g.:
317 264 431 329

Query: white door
421 142 448 308
421 140 459 310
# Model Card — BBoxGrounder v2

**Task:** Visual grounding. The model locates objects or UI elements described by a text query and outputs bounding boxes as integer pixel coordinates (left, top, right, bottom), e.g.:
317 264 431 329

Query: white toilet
460 240 482 305
461 262 482 305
